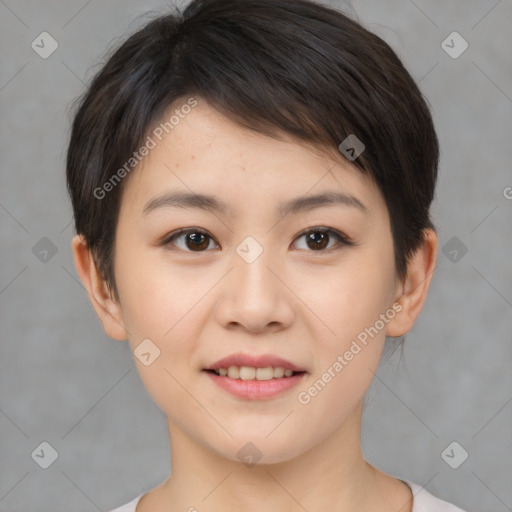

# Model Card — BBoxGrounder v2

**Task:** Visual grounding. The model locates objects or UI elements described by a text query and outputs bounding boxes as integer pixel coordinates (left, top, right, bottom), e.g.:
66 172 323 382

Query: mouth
204 353 307 375
202 353 308 399
203 367 306 380
202 367 308 400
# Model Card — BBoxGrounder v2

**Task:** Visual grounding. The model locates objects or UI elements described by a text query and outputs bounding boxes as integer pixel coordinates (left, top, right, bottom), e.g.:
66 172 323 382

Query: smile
203 368 307 400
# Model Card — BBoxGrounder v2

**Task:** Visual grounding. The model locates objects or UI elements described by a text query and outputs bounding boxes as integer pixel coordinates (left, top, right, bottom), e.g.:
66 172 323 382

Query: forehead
120 100 384 220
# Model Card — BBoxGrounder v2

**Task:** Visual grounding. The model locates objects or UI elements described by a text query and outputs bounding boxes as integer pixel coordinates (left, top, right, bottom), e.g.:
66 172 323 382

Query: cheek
115 245 199 338
115 251 207 412
301 242 396 401
295 266 393 424
305 251 395 346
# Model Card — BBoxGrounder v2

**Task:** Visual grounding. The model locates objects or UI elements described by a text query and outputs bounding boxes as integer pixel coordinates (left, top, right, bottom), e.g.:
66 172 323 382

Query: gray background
1 0 511 511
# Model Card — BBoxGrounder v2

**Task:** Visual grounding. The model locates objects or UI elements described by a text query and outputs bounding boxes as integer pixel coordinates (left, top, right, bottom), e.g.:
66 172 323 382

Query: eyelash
161 226 355 254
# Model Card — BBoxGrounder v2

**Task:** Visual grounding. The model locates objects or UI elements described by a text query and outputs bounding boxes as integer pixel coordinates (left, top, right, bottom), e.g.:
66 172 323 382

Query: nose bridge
233 234 279 298
214 234 294 332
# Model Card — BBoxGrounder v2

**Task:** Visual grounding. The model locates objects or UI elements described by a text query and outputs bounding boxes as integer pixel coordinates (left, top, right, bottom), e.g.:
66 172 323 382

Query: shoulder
105 483 468 512
405 481 467 512
106 493 144 512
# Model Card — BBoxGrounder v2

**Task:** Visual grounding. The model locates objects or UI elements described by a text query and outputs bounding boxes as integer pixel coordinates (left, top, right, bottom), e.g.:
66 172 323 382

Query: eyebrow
142 190 369 217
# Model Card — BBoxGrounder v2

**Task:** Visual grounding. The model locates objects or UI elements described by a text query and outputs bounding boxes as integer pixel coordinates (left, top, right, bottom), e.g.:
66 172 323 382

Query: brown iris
185 232 210 251
305 231 330 250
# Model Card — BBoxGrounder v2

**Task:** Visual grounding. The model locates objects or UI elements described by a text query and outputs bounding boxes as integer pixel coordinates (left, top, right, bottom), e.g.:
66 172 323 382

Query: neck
155 402 383 512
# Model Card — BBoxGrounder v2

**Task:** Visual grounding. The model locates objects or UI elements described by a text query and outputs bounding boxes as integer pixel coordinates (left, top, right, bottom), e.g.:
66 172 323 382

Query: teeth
213 366 298 380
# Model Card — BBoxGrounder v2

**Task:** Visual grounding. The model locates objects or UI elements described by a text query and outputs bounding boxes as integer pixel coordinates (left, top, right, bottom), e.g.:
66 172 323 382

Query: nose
214 243 295 334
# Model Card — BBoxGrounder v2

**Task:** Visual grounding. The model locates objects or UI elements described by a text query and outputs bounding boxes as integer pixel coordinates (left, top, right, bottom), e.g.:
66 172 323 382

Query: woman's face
110 98 403 463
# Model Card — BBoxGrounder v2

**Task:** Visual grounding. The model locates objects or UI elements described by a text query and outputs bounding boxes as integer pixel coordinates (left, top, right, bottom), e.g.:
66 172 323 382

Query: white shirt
107 481 467 511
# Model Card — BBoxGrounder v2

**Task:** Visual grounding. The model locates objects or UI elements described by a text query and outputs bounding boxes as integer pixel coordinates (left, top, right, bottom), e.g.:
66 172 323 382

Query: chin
208 434 308 467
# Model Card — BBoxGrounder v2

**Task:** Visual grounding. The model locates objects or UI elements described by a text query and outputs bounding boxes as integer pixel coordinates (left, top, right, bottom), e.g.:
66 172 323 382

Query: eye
162 228 219 252
292 227 354 252
162 226 354 253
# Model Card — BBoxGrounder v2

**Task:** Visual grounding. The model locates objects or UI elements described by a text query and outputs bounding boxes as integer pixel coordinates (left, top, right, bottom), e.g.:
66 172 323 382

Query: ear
71 234 128 341
386 228 438 338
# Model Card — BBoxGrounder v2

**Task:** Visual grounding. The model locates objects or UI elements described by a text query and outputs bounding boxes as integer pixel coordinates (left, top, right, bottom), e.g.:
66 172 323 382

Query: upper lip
204 353 307 373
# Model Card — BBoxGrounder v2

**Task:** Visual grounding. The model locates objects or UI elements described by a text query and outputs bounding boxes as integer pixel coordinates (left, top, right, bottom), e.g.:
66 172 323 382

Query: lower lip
203 370 307 400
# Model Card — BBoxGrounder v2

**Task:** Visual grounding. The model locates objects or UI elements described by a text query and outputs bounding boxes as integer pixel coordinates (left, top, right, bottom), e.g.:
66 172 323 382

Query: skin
72 98 438 512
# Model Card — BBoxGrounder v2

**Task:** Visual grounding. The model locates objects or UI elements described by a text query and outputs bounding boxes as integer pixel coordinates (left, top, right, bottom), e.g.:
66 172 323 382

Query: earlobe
71 234 128 341
386 229 438 338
